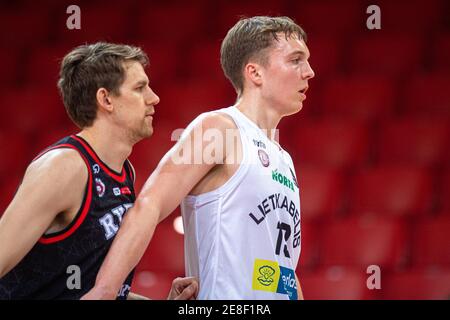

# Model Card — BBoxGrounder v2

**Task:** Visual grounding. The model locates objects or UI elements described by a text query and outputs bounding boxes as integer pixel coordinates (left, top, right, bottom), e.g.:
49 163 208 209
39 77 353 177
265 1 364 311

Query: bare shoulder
197 111 237 132
3 147 88 226
25 148 88 185
175 111 238 146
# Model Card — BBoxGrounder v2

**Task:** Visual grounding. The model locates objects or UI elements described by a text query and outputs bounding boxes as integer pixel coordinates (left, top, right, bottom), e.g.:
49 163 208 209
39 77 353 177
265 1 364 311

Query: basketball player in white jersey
83 16 314 300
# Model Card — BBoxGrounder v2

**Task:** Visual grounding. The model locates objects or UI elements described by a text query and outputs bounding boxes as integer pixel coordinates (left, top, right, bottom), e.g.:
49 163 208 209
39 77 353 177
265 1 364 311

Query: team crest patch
258 149 270 167
95 178 106 197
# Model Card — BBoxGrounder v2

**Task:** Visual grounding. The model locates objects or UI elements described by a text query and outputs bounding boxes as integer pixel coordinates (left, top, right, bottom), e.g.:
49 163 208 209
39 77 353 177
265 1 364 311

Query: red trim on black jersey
38 145 93 244
71 135 127 183
126 160 135 184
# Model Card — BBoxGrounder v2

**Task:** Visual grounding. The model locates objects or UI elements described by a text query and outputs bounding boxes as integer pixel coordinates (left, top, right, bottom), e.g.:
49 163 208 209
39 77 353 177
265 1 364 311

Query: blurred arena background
0 0 449 299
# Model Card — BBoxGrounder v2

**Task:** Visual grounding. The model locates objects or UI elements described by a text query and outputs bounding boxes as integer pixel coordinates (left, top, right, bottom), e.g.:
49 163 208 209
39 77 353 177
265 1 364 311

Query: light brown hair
220 16 307 96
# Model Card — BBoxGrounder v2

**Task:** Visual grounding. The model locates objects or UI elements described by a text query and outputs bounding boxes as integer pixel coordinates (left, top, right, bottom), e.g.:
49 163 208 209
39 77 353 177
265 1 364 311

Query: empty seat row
300 266 450 300
284 117 449 169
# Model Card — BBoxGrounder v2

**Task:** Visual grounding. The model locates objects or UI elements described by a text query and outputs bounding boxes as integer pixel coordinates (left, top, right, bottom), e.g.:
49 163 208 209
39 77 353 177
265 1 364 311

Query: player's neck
77 125 132 173
235 93 281 140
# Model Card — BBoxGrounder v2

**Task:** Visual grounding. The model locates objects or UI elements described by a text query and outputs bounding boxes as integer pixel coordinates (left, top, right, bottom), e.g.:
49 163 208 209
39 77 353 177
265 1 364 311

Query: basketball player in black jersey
0 42 198 300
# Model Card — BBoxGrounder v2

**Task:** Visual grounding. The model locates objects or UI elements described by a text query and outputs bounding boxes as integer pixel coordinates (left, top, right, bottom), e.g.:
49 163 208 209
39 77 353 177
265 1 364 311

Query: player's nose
302 61 315 80
146 87 160 106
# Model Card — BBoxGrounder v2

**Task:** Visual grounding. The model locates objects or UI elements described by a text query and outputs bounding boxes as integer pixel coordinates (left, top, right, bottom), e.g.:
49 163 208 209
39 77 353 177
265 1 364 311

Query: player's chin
140 124 154 139
145 126 154 138
285 102 303 116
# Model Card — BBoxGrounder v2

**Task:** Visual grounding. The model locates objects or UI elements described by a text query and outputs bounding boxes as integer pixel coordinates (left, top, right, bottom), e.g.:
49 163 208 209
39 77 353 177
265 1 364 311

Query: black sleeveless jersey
0 135 136 299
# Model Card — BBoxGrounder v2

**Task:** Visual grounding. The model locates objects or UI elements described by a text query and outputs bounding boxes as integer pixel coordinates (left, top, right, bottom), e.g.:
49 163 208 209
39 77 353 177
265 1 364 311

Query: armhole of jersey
38 145 93 245
125 159 136 184
184 110 250 202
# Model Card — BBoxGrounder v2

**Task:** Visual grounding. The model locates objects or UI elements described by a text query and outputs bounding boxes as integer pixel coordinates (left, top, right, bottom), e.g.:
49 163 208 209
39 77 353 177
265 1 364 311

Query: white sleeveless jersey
181 106 301 300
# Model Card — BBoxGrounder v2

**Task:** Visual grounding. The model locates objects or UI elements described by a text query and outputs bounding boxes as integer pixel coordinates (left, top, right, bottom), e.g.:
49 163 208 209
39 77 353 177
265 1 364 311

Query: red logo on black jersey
120 187 131 195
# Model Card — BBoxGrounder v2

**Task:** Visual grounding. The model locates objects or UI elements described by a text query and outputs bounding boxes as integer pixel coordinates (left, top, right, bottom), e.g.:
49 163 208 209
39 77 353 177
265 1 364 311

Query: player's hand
167 276 199 300
81 285 116 300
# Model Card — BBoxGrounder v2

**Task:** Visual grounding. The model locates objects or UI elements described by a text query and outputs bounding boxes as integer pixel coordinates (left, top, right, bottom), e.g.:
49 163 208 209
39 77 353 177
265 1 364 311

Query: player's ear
96 88 114 112
244 62 263 87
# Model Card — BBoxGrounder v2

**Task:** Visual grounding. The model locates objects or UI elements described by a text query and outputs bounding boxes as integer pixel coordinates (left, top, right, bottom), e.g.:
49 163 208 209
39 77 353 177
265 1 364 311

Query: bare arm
127 292 150 300
83 114 234 299
0 149 87 278
295 273 304 300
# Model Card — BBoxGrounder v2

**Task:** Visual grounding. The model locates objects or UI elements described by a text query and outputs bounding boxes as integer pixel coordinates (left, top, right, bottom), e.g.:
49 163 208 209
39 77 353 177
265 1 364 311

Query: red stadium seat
56 5 132 45
0 87 65 135
0 50 20 86
403 74 450 116
0 132 30 181
0 9 52 47
136 4 206 45
320 216 408 269
156 80 235 128
382 268 450 300
442 171 450 213
321 76 396 121
432 33 450 71
412 215 450 268
186 40 224 81
301 266 377 300
287 119 370 169
349 34 423 77
292 0 361 37
297 167 344 221
351 166 434 216
380 0 443 34
297 221 319 271
378 117 449 167
136 217 185 275
25 45 72 86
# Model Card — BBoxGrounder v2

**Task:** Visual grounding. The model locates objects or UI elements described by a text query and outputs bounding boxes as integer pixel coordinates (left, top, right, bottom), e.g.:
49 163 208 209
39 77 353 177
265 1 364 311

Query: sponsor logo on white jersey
258 149 270 167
